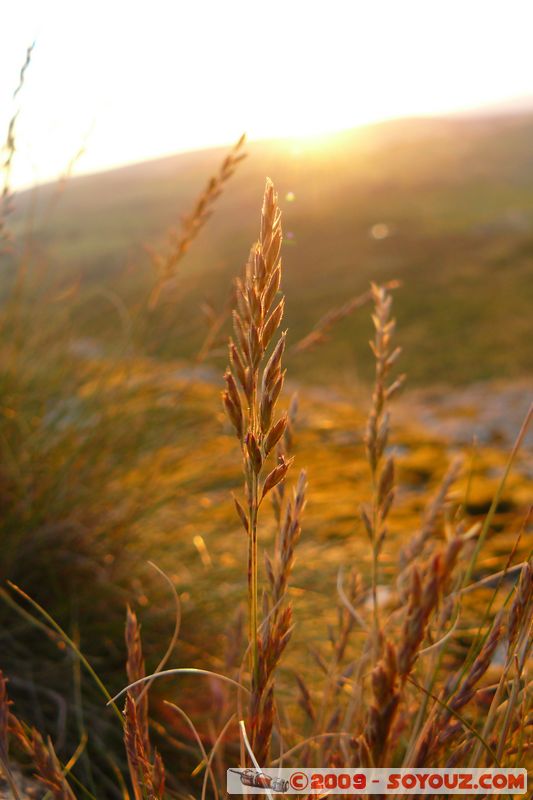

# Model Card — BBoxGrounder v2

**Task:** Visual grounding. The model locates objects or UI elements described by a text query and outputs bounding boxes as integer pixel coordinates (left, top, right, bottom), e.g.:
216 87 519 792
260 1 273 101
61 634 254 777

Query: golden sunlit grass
0 176 531 799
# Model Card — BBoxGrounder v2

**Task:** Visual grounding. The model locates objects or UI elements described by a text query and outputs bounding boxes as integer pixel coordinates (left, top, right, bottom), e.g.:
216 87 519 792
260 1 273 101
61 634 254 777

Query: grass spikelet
124 609 167 800
124 694 165 800
223 178 289 679
266 469 307 606
365 641 399 766
125 606 150 759
149 133 246 308
250 604 293 765
252 468 306 763
398 538 463 680
9 711 76 800
27 731 76 800
363 282 405 656
223 179 305 766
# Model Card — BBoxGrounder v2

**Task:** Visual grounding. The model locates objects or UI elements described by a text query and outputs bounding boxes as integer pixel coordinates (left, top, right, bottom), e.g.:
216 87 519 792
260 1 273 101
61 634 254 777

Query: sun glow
2 0 533 189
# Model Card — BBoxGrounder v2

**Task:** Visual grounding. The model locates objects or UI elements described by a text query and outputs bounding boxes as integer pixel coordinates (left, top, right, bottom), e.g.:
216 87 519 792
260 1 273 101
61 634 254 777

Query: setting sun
2 0 533 188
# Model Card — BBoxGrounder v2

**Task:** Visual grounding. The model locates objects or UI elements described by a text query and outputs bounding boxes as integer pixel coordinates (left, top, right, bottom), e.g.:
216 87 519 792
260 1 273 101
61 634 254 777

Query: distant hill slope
7 114 533 386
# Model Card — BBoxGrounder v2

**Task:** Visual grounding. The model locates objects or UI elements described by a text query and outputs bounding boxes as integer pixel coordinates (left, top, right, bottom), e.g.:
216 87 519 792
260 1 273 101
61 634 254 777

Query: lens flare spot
370 222 390 240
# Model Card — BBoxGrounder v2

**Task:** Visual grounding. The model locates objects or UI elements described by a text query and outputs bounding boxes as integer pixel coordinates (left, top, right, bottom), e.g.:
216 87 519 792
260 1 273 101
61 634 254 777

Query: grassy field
6 112 533 386
0 117 532 797
1 338 530 794
4 356 530 632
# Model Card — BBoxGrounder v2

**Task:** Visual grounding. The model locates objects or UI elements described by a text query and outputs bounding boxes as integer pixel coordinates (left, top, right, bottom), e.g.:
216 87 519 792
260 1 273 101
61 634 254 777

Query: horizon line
12 102 533 195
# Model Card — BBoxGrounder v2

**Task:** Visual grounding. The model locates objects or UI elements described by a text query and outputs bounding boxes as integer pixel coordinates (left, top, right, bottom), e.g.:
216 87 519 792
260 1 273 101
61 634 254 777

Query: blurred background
2 1 533 384
0 1 532 796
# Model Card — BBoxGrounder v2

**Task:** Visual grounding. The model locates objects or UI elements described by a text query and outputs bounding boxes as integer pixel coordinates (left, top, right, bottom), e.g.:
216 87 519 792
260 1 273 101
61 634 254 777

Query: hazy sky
2 0 533 189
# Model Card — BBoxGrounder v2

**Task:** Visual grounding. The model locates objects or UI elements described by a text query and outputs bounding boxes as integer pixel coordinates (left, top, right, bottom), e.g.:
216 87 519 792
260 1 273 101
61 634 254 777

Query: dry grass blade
200 714 236 800
239 720 274 800
164 701 219 800
135 561 182 705
270 732 356 765
463 402 532 588
469 559 532 766
459 561 528 597
417 600 462 656
108 668 250 706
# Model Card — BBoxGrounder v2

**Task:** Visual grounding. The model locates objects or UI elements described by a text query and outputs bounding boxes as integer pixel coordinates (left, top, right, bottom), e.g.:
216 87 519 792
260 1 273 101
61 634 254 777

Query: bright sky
2 0 533 189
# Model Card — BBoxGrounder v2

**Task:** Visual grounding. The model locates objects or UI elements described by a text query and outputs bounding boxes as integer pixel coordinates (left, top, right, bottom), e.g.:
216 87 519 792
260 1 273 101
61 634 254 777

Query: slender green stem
249 470 259 683
372 543 379 650
248 378 260 684
5 582 123 724
370 468 380 661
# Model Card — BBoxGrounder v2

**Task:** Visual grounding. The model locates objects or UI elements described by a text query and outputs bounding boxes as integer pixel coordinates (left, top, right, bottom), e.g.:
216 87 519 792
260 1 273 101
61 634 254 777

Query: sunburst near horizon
2 0 533 190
